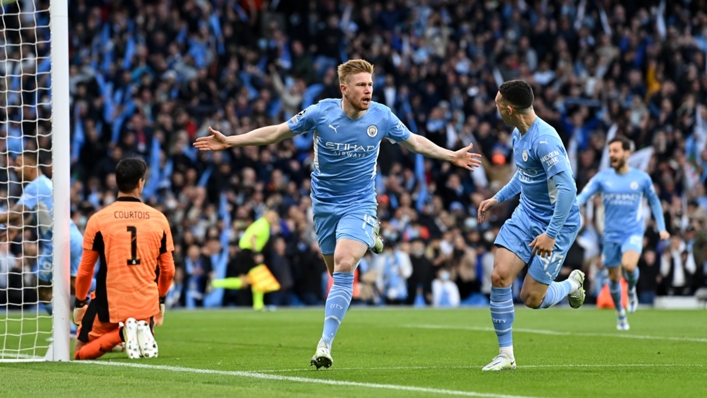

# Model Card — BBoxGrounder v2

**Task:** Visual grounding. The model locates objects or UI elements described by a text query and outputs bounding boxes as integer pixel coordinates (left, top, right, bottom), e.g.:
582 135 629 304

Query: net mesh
0 0 54 361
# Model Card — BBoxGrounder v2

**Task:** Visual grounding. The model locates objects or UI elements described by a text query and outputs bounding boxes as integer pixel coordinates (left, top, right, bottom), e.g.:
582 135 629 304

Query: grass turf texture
1 307 705 397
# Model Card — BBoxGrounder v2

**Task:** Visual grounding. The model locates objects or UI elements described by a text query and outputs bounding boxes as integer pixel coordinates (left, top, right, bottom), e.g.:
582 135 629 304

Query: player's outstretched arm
477 171 521 223
576 175 600 206
644 180 670 240
399 135 482 171
194 123 295 151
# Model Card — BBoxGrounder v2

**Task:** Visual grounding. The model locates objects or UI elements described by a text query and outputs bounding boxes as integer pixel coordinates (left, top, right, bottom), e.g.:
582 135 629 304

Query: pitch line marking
250 363 705 373
405 324 707 343
80 361 538 398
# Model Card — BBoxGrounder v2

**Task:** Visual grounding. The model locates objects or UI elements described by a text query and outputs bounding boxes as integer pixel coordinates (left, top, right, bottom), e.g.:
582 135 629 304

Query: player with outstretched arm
195 59 482 369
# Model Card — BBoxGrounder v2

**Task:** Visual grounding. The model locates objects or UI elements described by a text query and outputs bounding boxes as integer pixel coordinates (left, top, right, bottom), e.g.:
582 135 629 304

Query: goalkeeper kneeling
72 159 176 360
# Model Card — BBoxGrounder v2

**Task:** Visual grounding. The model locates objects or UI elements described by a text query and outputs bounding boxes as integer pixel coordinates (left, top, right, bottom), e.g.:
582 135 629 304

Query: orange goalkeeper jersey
75 197 175 324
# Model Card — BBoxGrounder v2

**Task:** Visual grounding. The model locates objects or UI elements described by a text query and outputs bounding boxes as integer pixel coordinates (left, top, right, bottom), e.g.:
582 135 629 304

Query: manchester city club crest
522 149 528 162
367 125 378 137
630 181 638 190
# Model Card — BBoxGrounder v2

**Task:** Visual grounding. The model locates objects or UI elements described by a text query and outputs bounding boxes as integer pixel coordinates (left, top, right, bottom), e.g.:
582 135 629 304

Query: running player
477 80 586 371
577 136 669 330
194 59 482 369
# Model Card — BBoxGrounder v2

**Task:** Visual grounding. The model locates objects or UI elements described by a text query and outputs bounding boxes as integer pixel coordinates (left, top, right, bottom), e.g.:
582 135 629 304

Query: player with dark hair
73 158 175 360
477 80 586 371
577 135 669 330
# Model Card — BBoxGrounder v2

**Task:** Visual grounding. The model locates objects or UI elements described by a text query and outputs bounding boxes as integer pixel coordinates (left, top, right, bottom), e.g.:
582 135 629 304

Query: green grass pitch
1 307 705 397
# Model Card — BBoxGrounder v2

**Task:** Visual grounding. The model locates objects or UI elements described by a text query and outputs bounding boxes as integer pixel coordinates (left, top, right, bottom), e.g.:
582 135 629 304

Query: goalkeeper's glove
73 297 88 326
155 296 166 326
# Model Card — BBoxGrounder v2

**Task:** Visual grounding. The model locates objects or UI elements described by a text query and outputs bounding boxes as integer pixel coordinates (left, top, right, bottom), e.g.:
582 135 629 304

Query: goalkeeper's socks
43 303 53 316
211 278 243 290
538 280 573 308
319 272 354 346
490 287 514 349
70 323 77 336
624 267 640 292
609 280 623 312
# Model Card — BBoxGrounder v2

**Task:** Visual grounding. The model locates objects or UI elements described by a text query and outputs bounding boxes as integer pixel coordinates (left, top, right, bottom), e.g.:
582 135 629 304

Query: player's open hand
73 304 87 326
529 233 555 258
193 127 229 151
659 230 670 241
451 143 482 171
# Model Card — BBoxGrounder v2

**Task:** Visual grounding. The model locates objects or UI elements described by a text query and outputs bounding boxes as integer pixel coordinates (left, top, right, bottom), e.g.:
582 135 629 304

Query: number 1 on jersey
127 226 141 265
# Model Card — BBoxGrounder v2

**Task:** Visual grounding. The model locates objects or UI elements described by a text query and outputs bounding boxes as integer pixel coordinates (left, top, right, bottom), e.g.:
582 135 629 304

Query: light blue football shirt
511 117 580 226
287 99 411 203
17 174 54 253
577 168 661 242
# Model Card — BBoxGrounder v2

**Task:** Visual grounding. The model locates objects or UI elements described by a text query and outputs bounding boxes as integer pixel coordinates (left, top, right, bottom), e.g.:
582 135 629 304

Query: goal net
0 0 71 361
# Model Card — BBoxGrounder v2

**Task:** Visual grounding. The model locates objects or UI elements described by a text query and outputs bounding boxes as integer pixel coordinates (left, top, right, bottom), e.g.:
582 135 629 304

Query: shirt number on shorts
539 253 564 277
629 235 642 246
127 226 141 265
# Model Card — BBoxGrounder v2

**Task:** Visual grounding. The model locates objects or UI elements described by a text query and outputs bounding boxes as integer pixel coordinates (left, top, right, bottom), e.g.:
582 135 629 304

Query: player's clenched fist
477 198 499 223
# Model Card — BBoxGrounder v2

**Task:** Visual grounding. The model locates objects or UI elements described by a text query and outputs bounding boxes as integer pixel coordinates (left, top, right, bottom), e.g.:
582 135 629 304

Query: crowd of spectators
1 0 707 309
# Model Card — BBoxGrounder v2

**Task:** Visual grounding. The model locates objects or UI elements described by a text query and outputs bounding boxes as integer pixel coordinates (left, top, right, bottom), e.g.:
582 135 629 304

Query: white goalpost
0 0 70 361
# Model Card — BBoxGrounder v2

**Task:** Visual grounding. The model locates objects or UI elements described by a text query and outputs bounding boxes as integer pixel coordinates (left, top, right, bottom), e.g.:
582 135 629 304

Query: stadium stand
1 0 706 309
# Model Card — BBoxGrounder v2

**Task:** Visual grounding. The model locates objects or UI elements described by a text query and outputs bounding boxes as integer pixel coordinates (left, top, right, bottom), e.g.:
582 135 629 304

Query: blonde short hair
337 59 374 85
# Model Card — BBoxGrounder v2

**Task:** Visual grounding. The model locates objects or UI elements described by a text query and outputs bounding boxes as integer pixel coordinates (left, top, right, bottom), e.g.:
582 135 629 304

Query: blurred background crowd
1 0 707 309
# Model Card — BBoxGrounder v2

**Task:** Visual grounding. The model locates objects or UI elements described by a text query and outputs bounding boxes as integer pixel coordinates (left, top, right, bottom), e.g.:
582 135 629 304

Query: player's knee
333 254 355 273
622 263 637 273
608 269 621 283
491 268 511 287
520 291 543 309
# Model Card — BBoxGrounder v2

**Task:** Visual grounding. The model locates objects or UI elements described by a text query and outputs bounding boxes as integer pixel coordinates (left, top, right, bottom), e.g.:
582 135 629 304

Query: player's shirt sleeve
75 216 100 301
534 135 571 179
75 250 99 302
287 103 321 135
546 170 577 239
577 173 602 206
157 215 176 297
643 174 667 232
493 170 522 203
82 215 99 251
385 108 412 143
16 181 38 209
